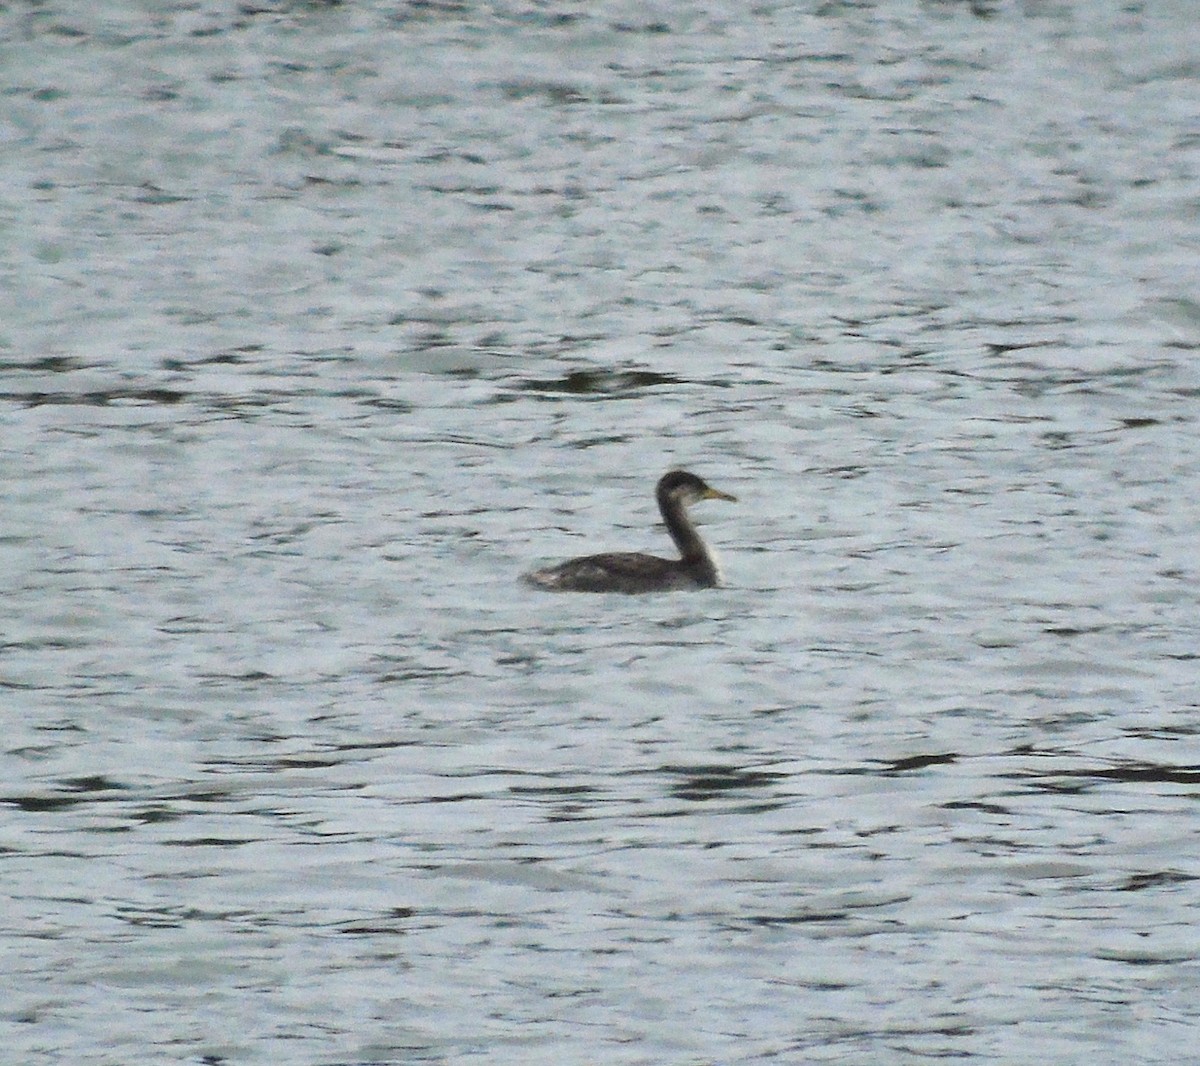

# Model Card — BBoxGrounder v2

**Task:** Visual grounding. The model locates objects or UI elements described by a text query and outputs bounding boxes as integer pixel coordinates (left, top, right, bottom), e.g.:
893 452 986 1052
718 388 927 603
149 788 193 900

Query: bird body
523 470 736 594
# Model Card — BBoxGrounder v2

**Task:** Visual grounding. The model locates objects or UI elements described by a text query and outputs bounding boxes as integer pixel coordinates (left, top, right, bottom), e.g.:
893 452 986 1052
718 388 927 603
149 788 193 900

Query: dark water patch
424 791 494 805
0 675 40 688
1043 624 1111 637
745 910 851 926
1085 763 1200 785
212 754 343 772
1115 870 1197 892
115 903 260 928
115 907 185 929
752 704 815 718
0 386 188 407
130 182 191 205
160 616 234 635
161 346 264 370
361 396 415 412
495 79 615 106
333 737 427 753
828 753 958 778
159 790 242 805
464 199 515 213
741 893 909 929
194 669 278 683
338 910 416 936
160 836 257 848
0 355 86 373
1095 947 1196 966
60 775 131 793
509 783 601 799
416 148 489 166
819 464 871 480
418 180 503 196
877 753 958 774
300 173 367 189
611 19 671 34
940 799 1011 816
1122 723 1200 739
660 763 787 801
132 805 184 825
1119 417 1160 430
3 793 94 813
542 802 620 824
2 776 137 812
1010 759 1200 792
377 665 474 683
391 1 474 24
514 368 688 397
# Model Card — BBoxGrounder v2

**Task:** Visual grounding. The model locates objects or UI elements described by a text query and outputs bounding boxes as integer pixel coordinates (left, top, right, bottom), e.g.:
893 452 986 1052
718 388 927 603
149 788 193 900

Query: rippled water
3 1 1199 1063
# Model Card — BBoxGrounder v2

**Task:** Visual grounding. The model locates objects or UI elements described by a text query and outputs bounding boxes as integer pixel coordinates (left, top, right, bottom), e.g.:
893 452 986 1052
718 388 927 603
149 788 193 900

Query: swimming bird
523 470 736 593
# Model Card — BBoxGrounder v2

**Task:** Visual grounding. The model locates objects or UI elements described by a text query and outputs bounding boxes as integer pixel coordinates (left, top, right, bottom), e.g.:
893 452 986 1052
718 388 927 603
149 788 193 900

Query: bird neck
660 494 710 566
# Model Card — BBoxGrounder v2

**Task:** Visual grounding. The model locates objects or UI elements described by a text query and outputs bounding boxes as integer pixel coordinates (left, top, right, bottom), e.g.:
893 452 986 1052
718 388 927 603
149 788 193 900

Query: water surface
2 1 1199 1063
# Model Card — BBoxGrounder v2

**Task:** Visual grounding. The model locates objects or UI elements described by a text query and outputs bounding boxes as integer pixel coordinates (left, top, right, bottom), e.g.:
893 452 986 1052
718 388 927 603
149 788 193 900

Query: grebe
523 470 736 594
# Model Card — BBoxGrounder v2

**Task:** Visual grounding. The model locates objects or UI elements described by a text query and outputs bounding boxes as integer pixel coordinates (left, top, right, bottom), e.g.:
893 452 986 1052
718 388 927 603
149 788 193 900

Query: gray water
2 1 1199 1063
